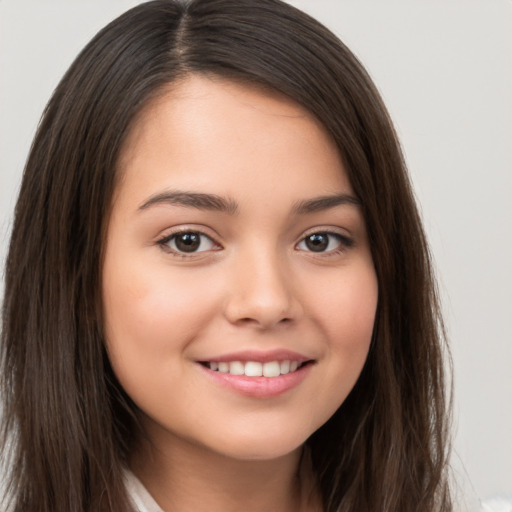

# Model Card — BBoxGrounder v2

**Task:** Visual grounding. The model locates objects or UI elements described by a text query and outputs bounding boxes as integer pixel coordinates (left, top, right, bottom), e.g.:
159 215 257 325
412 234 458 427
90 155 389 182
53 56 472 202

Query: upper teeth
208 360 301 377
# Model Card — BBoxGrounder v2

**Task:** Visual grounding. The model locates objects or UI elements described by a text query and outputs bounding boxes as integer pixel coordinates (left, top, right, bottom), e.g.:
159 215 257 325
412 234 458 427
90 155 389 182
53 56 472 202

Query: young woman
0 0 452 511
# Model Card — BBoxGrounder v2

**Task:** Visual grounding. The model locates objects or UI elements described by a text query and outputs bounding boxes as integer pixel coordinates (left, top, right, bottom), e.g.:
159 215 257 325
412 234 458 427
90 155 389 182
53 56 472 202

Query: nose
223 248 303 329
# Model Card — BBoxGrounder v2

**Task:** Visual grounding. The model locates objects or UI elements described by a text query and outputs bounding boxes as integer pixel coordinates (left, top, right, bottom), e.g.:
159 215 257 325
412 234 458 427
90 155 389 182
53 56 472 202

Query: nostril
236 315 293 327
222 287 302 328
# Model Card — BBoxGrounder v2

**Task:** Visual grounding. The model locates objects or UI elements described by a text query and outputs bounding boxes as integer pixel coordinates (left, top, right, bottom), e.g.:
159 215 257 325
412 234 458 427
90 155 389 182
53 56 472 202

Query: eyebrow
138 190 239 215
138 190 360 215
292 193 361 214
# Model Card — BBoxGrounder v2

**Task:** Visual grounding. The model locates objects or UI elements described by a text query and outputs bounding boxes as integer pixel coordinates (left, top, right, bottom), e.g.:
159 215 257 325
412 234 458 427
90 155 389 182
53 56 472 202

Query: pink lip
197 349 311 364
197 360 314 399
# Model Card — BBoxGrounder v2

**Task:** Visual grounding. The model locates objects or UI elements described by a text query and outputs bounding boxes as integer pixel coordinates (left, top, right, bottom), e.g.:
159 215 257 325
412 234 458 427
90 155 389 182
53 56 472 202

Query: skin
102 75 378 512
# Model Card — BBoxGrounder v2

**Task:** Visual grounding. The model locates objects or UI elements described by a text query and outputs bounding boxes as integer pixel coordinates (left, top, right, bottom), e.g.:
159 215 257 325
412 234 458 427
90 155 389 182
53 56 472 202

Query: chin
214 441 303 462
199 423 312 462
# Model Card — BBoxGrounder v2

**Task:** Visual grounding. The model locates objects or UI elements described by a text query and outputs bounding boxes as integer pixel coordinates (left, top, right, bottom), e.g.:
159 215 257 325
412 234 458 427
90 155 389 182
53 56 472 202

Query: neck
130 430 319 512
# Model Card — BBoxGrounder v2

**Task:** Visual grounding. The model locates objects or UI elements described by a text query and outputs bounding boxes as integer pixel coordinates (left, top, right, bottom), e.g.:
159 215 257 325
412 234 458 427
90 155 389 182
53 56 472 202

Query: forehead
115 74 352 209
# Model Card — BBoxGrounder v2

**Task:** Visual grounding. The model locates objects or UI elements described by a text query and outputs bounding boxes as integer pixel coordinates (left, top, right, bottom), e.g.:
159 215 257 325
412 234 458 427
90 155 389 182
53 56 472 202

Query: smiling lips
204 360 304 377
198 352 314 397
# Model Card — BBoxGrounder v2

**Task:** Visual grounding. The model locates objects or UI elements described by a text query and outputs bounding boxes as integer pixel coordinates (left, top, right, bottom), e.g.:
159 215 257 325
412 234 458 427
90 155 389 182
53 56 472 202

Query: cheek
305 264 378 405
313 265 378 345
101 254 218 382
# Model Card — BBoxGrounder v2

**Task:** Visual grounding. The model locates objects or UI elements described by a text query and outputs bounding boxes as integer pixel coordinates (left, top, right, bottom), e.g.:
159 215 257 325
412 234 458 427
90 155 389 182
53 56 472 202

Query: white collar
124 469 164 512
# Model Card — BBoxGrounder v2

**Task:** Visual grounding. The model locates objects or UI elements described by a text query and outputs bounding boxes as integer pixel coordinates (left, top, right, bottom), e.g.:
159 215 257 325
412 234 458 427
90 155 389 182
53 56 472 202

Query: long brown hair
1 1 452 510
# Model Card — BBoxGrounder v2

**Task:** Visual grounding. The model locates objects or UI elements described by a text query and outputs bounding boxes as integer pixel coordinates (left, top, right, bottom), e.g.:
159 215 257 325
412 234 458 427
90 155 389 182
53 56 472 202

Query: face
103 75 378 462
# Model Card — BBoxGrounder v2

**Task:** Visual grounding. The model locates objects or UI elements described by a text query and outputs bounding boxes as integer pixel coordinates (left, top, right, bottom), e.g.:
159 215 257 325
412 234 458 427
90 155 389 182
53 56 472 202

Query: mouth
196 350 315 397
199 359 312 378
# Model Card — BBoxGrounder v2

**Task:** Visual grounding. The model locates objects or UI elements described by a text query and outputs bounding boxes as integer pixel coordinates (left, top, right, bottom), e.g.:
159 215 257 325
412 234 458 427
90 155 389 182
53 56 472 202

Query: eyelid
156 226 222 257
295 228 354 254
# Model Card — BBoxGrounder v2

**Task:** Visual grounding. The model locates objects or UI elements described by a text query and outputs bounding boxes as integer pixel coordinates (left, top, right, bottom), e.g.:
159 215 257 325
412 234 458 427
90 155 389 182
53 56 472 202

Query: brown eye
175 232 201 252
297 232 352 253
160 231 216 254
304 233 329 252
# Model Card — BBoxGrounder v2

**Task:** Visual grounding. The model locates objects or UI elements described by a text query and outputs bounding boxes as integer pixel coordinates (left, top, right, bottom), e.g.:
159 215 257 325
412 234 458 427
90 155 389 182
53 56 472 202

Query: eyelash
156 229 220 258
296 231 354 256
156 229 354 258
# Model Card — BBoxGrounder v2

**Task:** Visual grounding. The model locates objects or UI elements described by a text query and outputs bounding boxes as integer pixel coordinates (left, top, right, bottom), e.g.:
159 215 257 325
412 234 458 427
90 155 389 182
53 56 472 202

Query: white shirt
124 470 164 512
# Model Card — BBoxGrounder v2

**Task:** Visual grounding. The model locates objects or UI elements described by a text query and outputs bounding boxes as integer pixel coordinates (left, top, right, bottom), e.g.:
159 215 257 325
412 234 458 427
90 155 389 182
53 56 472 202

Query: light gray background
1 1 511 509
